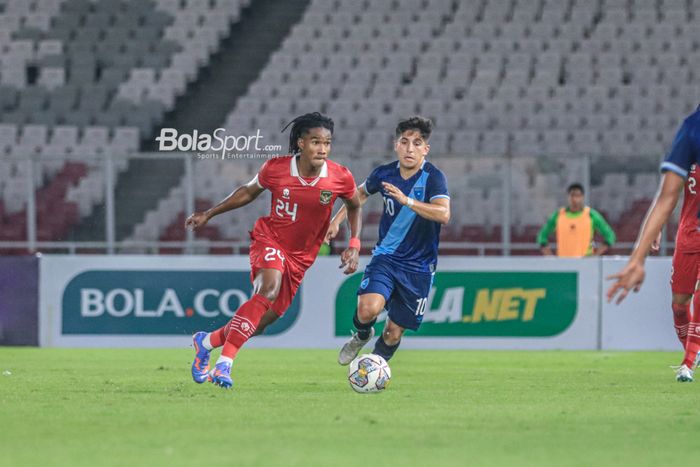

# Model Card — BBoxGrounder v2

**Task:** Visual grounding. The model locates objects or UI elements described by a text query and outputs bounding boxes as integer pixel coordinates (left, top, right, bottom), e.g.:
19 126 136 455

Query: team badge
413 186 424 200
320 190 332 205
282 188 290 198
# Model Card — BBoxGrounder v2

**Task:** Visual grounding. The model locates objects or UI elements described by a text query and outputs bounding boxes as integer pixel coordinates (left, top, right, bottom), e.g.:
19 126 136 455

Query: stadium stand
2 0 696 252
134 0 692 253
221 0 698 156
0 0 247 244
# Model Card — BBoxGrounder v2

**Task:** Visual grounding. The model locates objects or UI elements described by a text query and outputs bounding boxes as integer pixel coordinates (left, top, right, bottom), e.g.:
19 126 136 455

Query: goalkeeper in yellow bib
537 183 616 257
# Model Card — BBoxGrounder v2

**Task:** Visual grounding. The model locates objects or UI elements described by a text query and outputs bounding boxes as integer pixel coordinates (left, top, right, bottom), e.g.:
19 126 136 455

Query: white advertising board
40 255 602 350
601 257 679 351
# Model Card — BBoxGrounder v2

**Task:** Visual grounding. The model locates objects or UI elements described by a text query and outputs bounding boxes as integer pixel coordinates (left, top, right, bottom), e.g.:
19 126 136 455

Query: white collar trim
290 156 328 186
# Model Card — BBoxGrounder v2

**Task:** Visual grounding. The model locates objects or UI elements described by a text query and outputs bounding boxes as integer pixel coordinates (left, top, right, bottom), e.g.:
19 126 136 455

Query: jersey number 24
275 199 298 221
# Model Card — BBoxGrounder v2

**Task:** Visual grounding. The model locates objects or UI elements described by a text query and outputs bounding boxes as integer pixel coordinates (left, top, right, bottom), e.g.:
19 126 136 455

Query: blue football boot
191 331 211 384
208 361 233 389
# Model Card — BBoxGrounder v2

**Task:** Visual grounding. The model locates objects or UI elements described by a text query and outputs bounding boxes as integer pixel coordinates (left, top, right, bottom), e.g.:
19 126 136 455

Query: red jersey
252 155 356 266
677 164 700 253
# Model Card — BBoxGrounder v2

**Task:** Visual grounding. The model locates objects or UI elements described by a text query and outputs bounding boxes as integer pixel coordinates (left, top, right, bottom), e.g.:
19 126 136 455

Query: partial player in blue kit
325 116 450 364
608 106 700 382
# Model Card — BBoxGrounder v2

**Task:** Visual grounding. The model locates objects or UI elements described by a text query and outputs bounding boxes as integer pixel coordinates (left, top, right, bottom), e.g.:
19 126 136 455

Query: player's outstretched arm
325 184 370 244
381 182 450 224
338 190 362 275
606 172 685 303
185 178 265 230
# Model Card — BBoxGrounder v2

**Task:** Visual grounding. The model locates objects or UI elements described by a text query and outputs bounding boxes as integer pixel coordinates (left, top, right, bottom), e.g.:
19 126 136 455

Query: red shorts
671 250 700 295
249 233 307 316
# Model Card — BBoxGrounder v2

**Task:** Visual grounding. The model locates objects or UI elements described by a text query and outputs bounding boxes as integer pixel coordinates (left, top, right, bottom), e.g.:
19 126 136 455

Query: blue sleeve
427 169 450 201
363 167 382 195
661 120 697 178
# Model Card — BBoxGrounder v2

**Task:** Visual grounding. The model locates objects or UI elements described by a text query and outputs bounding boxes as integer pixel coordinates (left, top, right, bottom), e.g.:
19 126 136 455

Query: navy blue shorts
357 256 434 331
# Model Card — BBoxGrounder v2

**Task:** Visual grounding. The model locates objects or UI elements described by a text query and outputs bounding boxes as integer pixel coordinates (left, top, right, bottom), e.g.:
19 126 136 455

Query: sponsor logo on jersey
61 270 301 335
320 190 332 205
335 272 577 337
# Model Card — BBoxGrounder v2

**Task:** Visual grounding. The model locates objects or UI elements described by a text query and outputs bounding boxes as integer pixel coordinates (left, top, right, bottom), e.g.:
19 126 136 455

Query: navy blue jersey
363 160 450 273
661 107 700 178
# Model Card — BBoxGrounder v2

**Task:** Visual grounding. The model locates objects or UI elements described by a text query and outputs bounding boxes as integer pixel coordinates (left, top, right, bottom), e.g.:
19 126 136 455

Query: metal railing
0 239 648 256
0 152 669 256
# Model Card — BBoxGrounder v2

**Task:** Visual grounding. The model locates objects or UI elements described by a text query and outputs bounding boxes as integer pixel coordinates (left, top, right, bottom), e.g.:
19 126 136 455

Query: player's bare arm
325 183 370 243
185 177 265 230
606 172 685 304
338 190 362 274
381 181 450 225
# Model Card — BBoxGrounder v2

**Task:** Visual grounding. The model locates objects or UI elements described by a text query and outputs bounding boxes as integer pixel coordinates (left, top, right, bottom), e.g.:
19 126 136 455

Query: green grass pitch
1 348 699 467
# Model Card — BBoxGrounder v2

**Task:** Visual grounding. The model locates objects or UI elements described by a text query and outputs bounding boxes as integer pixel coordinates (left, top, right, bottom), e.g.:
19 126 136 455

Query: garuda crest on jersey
320 190 332 205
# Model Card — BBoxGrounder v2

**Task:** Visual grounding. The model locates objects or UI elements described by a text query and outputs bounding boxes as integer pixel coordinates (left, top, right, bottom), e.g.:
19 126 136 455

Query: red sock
208 294 274 348
672 303 691 347
681 294 700 368
683 322 700 367
209 326 226 348
220 294 272 359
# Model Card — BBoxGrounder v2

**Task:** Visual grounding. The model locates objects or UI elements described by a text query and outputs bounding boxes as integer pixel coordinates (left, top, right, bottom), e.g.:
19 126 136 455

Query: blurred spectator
537 183 616 257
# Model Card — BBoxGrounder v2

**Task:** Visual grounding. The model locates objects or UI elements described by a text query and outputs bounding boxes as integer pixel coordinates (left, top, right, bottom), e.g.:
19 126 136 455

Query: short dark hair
395 116 433 140
281 112 334 154
567 183 584 194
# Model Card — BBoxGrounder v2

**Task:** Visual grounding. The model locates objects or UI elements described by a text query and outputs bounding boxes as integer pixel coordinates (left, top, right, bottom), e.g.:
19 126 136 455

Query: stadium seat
5 0 697 247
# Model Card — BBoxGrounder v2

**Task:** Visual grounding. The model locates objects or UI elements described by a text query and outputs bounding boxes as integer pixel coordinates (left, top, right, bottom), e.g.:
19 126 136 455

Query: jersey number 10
415 297 428 316
275 199 298 221
383 197 395 216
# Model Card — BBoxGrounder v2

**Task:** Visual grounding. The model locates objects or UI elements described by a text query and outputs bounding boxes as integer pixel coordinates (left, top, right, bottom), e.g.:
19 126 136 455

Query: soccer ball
347 354 391 393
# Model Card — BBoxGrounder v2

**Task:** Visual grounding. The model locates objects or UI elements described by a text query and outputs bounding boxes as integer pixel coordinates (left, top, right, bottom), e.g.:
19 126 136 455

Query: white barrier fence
39 255 679 350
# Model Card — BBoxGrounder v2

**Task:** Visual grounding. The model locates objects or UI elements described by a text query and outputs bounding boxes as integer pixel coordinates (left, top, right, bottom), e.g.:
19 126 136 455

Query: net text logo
460 288 546 323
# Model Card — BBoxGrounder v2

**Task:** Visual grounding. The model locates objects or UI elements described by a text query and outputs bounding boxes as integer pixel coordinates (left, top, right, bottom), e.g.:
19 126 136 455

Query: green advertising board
335 271 577 337
62 270 300 335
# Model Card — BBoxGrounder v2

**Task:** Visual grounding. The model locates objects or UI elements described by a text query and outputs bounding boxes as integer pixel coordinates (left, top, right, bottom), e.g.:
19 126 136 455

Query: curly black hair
281 112 334 154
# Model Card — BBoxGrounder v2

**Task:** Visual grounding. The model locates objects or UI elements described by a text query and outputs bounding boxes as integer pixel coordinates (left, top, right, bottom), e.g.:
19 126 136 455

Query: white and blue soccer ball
348 354 391 393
